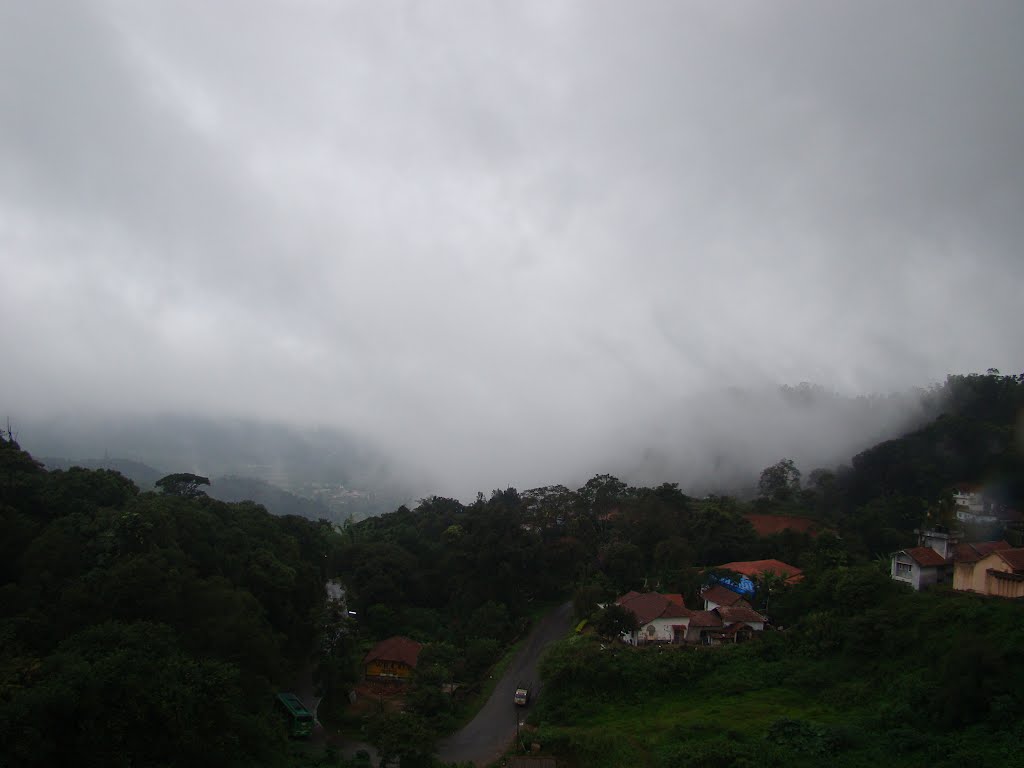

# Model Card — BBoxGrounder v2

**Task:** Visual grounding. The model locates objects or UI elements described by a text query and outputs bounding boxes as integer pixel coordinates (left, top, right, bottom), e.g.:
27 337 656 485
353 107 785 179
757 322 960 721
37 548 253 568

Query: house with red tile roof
676 604 769 645
700 584 752 611
613 591 768 646
891 546 951 590
952 539 1009 591
954 547 1024 598
614 591 689 645
891 527 1018 592
364 636 423 681
957 540 1011 559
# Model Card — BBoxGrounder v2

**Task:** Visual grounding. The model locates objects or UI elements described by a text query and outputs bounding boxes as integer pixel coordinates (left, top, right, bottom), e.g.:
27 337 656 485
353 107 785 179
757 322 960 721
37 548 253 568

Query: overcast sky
2 1 1023 497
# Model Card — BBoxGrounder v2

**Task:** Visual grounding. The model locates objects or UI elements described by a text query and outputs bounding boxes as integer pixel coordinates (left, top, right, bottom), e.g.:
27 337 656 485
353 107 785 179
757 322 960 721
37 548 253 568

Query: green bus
275 692 315 738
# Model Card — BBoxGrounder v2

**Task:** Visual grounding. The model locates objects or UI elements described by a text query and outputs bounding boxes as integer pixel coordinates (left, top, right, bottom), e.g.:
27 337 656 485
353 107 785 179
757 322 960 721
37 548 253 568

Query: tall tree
155 473 211 499
758 459 802 504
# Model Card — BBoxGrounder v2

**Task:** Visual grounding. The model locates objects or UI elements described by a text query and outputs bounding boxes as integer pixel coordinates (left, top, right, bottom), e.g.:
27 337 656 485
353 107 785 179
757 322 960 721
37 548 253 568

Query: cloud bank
2 1 1022 498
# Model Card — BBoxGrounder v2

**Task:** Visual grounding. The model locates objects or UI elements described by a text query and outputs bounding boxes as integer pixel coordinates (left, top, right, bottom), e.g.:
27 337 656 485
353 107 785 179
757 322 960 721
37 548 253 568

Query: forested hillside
0 439 345 767
1 371 1021 767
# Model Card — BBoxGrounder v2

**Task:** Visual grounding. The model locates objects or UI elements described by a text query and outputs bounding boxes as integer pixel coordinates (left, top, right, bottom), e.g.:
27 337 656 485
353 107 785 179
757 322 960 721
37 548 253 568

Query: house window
647 625 656 637
895 562 913 578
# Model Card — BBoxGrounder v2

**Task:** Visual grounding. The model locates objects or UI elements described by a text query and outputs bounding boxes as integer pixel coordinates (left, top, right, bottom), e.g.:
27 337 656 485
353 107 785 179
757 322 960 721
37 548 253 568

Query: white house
613 591 690 645
891 546 951 590
613 591 767 646
701 583 752 612
953 485 998 524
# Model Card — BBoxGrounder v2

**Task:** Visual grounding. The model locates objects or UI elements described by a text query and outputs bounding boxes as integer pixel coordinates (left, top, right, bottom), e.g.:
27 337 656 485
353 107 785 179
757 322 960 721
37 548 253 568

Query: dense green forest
0 443 345 767
1 371 1022 767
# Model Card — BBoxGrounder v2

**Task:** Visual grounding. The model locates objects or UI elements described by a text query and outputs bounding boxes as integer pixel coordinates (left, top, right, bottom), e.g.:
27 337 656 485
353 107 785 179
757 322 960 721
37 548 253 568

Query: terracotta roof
721 622 755 635
701 584 744 607
995 549 1024 572
905 548 950 569
616 591 688 625
717 605 767 624
954 540 1011 563
715 559 803 581
743 514 821 538
902 546 949 567
364 636 423 668
687 610 723 628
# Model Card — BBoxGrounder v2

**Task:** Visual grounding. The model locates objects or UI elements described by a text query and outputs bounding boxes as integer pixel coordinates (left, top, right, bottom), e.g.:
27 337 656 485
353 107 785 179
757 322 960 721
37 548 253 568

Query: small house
891 546 950 590
954 547 1024 598
614 591 689 645
700 584 752 612
364 636 422 681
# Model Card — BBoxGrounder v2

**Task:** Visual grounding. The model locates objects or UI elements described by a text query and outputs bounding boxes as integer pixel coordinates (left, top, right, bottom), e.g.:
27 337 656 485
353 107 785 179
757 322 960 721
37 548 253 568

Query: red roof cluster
953 540 1011 563
616 592 767 632
364 636 423 668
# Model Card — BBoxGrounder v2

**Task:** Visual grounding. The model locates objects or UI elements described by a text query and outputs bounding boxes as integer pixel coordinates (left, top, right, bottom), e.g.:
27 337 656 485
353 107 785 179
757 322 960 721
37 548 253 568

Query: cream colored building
953 548 1024 598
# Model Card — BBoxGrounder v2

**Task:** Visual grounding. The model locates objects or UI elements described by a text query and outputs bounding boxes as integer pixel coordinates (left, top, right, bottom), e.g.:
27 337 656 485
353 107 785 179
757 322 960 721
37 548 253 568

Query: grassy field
531 684 842 768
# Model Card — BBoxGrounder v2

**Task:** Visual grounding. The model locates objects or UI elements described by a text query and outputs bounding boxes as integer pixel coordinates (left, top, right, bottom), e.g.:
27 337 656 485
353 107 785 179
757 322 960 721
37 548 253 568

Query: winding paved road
437 601 574 767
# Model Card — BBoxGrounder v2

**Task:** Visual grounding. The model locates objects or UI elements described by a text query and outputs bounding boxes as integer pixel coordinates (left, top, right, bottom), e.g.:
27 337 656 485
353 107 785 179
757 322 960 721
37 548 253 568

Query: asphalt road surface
437 601 574 767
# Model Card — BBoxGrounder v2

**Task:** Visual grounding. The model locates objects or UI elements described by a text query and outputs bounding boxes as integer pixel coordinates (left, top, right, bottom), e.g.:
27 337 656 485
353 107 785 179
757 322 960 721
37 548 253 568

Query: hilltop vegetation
0 440 344 767
22 413 411 522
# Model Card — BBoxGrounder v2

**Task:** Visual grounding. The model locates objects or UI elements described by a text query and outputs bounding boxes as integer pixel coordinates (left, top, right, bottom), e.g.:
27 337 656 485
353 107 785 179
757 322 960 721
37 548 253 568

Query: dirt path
436 601 574 767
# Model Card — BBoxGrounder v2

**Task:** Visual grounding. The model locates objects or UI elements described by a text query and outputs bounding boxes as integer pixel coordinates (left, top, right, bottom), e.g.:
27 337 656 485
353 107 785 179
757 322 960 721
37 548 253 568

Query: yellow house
364 636 422 681
954 548 1024 598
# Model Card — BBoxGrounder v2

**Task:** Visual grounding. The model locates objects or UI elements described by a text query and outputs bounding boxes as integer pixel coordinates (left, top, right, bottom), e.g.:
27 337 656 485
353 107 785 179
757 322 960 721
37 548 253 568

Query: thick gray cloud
2 1 1022 498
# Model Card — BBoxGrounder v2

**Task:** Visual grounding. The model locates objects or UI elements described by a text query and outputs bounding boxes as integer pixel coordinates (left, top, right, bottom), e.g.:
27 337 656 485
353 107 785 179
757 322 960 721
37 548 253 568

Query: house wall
970 553 1002 592
968 553 1024 598
919 531 957 559
891 553 920 589
636 617 684 643
681 624 708 644
953 562 976 591
917 565 944 589
984 572 1024 599
365 660 413 679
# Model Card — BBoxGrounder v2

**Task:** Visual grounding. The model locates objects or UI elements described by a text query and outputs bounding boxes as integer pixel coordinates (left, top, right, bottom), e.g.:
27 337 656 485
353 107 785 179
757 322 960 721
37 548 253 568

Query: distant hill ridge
40 456 335 522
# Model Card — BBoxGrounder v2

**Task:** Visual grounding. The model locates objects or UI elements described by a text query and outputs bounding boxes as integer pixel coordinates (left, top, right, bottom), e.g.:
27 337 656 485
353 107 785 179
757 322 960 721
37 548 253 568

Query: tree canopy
155 472 211 499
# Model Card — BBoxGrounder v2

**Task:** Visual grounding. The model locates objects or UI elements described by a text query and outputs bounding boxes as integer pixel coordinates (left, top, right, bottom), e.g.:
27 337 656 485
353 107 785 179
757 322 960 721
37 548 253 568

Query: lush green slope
534 573 1024 768
0 437 346 768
